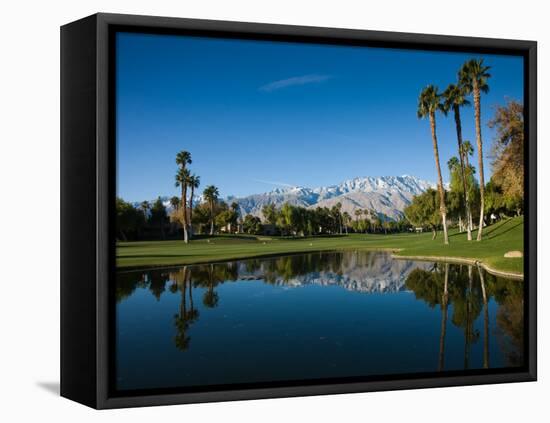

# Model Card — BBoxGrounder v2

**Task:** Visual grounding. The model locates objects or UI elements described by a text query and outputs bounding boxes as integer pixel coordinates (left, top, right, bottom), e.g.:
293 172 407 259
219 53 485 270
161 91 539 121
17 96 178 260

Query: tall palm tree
459 59 491 241
461 140 474 164
187 174 200 237
461 140 475 233
447 157 465 232
443 83 473 241
418 85 449 244
203 185 219 235
175 150 192 169
175 167 191 243
175 150 192 243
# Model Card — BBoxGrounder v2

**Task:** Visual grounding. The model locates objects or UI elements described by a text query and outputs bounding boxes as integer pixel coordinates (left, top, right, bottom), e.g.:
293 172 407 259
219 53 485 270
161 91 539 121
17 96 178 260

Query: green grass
117 216 524 276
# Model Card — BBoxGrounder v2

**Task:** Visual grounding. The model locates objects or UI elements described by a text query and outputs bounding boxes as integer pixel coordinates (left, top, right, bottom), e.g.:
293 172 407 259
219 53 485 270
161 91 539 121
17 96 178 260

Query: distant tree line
116 193 413 241
116 196 168 241
258 202 411 236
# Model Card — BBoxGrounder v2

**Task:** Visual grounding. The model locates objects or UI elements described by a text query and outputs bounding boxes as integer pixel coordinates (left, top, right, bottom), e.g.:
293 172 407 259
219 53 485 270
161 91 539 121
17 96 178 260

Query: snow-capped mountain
235 175 435 221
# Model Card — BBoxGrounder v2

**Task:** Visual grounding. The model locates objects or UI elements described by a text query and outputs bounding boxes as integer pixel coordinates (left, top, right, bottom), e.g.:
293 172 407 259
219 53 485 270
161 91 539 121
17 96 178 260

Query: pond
115 251 524 392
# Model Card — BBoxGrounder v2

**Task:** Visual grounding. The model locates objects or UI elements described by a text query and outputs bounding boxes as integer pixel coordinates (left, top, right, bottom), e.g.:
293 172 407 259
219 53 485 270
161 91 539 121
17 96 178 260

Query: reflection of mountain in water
116 250 524 367
235 252 433 293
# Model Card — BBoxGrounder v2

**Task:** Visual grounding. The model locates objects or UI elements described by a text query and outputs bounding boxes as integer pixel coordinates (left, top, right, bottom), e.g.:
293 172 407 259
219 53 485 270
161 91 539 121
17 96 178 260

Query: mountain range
233 175 435 221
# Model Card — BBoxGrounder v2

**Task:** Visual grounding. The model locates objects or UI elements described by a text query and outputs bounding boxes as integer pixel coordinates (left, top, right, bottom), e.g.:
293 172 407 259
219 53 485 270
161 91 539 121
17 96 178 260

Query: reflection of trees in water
169 267 199 351
149 271 167 301
115 272 148 303
115 252 523 364
459 266 481 370
405 263 523 369
116 270 168 303
492 276 524 367
438 264 449 371
202 264 220 308
479 267 489 369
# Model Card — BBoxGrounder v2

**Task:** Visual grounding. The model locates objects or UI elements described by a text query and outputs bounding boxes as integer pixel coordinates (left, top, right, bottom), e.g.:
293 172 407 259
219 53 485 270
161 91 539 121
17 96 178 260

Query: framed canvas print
60 13 537 409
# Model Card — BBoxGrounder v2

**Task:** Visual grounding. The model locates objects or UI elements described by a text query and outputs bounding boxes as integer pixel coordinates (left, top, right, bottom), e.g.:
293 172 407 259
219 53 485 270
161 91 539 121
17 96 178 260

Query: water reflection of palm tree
438 263 449 371
407 263 483 371
478 265 489 368
172 267 200 351
203 263 219 308
464 266 473 369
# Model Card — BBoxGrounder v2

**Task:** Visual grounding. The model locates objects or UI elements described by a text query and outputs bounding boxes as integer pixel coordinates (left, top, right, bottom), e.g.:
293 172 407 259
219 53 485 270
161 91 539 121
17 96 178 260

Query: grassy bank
117 216 524 276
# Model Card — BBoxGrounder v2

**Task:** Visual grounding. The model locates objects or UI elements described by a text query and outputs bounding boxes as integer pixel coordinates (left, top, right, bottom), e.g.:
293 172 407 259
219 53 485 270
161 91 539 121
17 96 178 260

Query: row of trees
117 195 414 240
261 202 349 236
116 196 169 241
417 58 523 243
117 192 416 240
259 202 410 237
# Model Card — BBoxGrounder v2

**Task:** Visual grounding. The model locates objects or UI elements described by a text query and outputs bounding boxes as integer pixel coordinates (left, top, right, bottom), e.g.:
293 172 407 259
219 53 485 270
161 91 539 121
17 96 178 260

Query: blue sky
116 32 523 202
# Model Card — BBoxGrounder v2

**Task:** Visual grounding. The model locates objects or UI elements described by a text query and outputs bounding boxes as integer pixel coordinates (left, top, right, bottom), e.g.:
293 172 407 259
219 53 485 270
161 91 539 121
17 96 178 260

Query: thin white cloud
259 74 332 92
253 179 295 188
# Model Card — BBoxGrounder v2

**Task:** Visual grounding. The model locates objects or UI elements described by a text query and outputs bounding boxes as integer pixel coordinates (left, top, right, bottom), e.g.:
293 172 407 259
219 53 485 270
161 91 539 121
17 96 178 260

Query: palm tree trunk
189 187 194 239
209 200 214 235
473 84 485 241
430 112 449 244
182 185 188 243
464 155 474 233
454 106 473 241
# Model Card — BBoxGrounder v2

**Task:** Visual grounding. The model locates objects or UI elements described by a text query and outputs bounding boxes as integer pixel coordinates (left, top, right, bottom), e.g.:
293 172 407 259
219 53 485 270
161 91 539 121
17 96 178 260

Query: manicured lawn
117 216 524 276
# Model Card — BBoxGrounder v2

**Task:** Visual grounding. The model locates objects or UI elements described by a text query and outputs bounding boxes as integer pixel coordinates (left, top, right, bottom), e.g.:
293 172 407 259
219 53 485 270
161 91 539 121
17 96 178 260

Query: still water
115 251 524 391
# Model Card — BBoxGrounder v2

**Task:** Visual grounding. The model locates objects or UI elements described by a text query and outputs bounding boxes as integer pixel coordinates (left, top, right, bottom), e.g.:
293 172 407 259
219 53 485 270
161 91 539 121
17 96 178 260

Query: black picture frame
61 12 537 409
